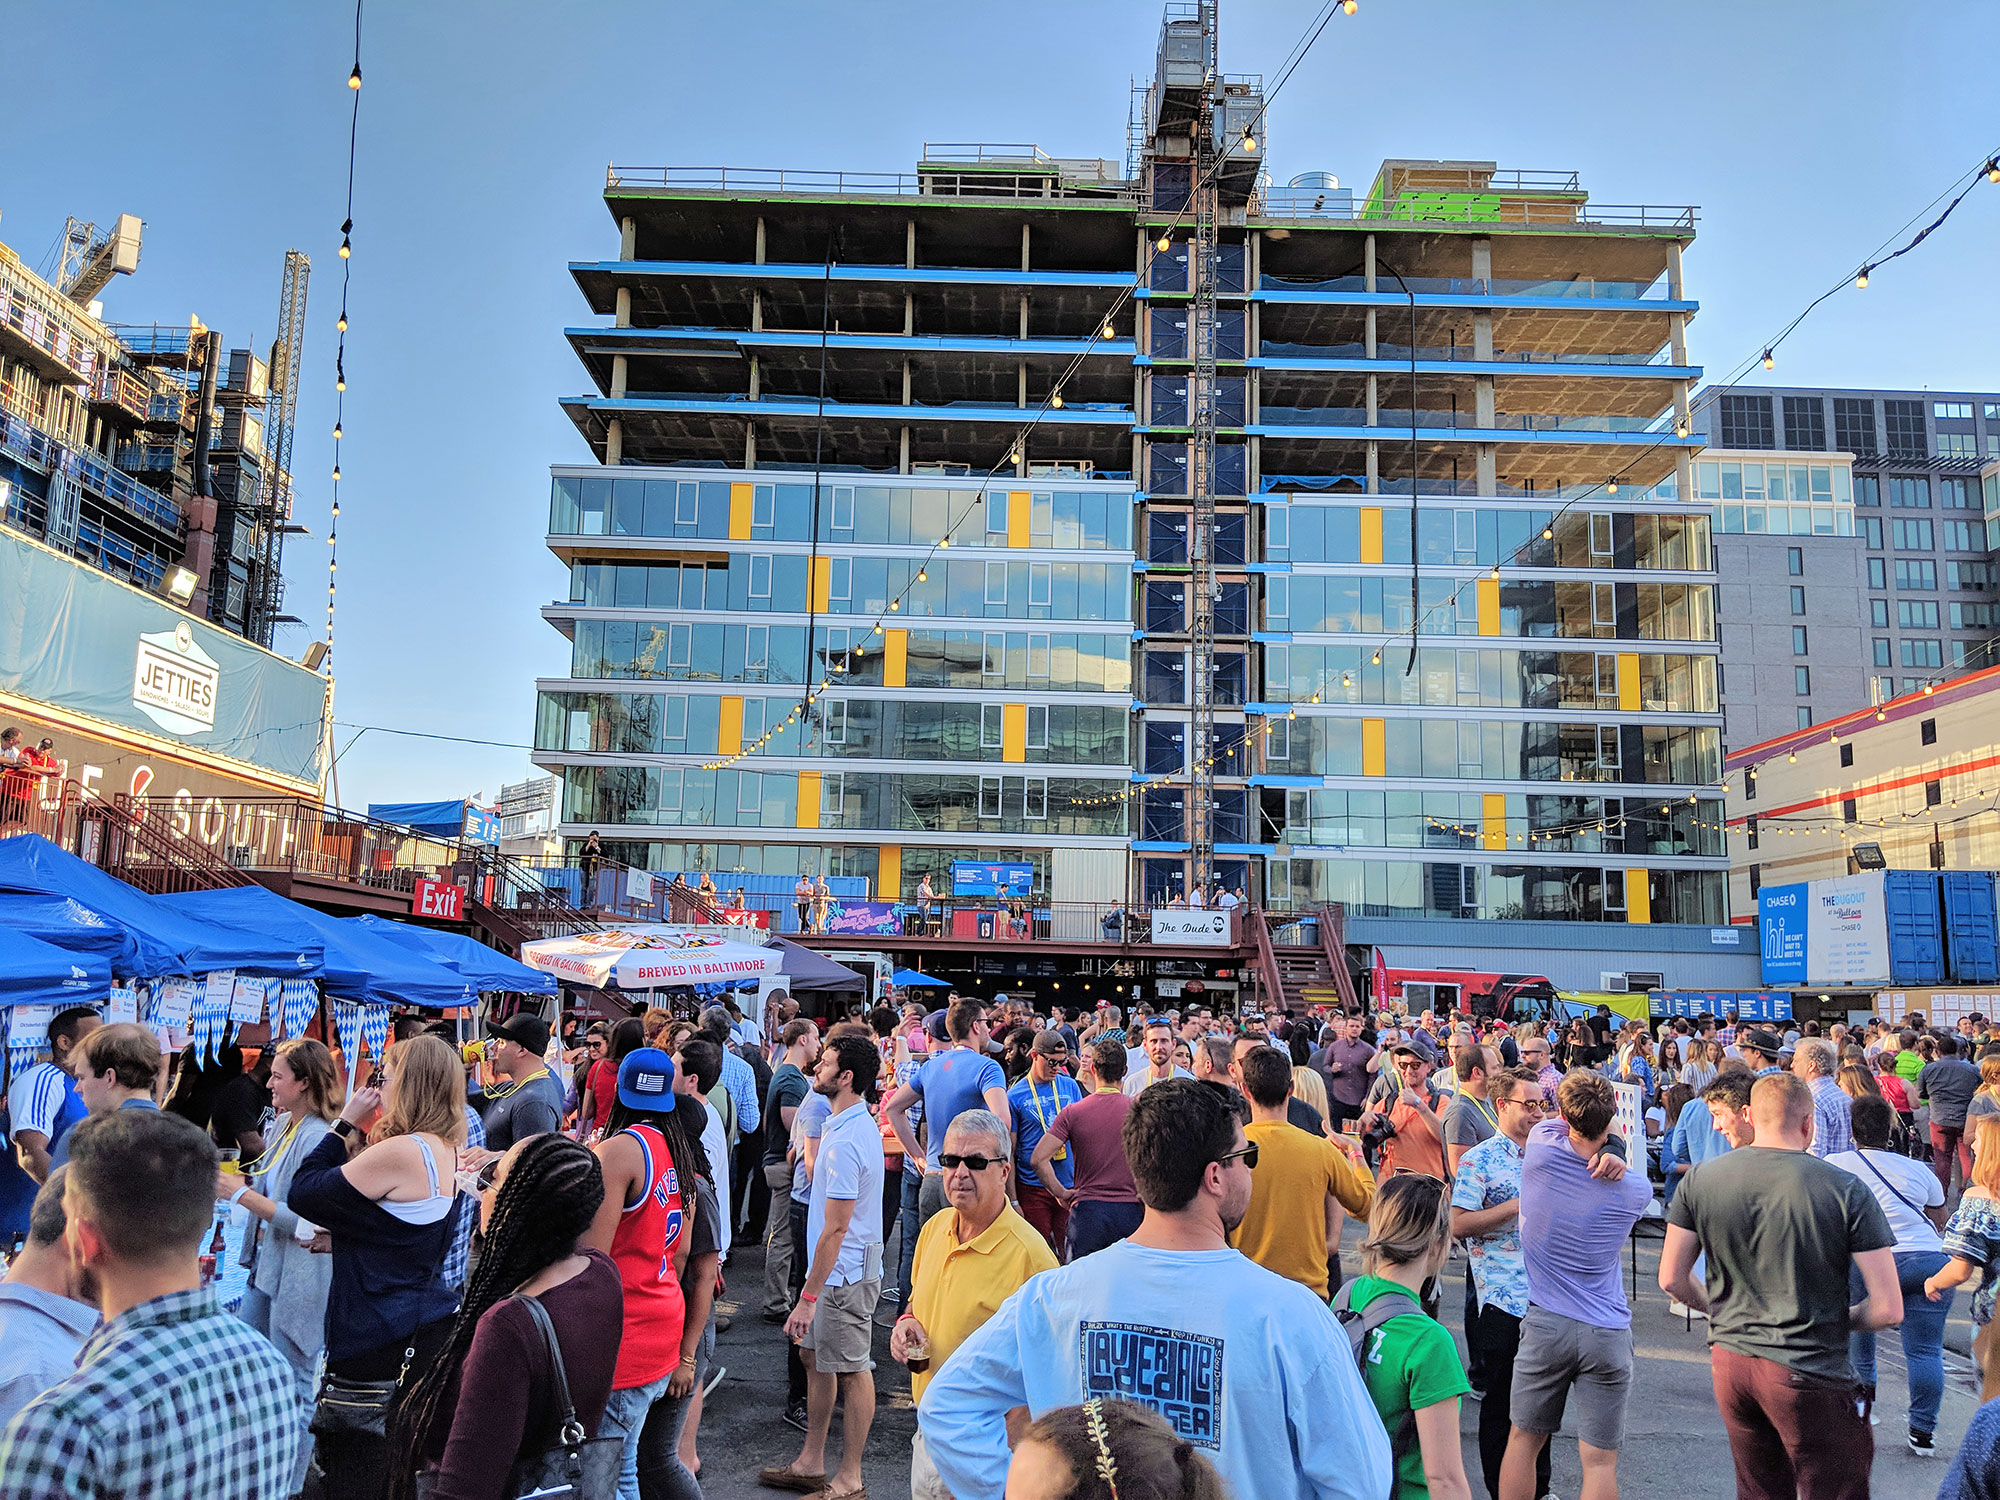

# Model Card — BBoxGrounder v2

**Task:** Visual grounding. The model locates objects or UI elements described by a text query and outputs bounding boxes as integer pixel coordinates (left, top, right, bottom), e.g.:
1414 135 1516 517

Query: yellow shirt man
907 1202 1058 1401
1230 1118 1375 1299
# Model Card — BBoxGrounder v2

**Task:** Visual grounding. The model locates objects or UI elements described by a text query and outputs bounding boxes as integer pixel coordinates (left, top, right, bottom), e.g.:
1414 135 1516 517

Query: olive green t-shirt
1348 1275 1472 1500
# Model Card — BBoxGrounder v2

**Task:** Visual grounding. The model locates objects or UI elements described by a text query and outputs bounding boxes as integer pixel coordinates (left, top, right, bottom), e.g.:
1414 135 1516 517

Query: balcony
0 408 183 534
1258 273 1684 303
0 262 107 385
1252 406 1677 434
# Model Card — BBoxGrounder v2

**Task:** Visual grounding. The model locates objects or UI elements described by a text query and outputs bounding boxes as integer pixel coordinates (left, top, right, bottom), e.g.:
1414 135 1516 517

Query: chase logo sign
133 623 220 735
1078 1322 1223 1449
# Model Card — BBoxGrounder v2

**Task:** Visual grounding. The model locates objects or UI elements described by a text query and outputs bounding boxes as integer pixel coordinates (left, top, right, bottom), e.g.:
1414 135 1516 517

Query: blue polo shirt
911 1047 1006 1171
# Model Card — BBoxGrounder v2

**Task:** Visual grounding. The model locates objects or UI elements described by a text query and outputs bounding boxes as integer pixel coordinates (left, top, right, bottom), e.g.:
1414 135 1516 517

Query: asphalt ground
692 1215 1982 1500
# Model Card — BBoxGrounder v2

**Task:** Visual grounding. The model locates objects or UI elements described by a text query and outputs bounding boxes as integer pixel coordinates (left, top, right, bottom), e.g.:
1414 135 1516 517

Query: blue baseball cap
617 1048 677 1110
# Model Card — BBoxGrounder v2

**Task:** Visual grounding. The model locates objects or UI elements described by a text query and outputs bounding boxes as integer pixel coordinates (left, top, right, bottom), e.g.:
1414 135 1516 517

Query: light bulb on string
1762 350 1775 370
916 569 926 582
336 312 348 332
348 64 362 89
1855 267 1870 290
1156 235 1171 252
332 422 343 439
1051 393 1064 409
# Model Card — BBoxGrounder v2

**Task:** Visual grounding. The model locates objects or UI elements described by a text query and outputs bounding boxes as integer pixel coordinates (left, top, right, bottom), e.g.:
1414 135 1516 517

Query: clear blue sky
6 1 1995 807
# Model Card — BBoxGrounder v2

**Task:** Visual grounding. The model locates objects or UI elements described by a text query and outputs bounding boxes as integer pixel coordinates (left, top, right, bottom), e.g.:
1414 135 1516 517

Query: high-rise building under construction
536 2 1728 927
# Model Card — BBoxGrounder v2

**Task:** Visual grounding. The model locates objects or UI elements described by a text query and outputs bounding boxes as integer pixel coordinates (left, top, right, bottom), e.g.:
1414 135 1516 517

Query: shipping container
1882 870 1947 986
1941 871 2000 984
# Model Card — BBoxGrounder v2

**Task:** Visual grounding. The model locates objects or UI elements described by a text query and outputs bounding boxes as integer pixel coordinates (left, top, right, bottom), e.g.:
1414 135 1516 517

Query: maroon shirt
1043 1090 1139 1204
427 1249 624 1500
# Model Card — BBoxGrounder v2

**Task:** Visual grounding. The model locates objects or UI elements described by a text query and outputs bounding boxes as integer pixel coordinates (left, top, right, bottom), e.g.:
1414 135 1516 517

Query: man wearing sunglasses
1360 1038 1447 1182
893 1112 1057 1499
919 1079 1393 1500
1451 1066 1552 1500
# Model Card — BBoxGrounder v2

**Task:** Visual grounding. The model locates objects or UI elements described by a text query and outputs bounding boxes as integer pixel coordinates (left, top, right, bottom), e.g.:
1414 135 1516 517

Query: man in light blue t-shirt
920 1078 1391 1500
886 999 1009 1230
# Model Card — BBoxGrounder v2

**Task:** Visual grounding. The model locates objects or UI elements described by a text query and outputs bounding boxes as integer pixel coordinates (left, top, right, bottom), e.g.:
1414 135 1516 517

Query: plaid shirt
0 1286 299 1499
1714 1025 1738 1046
1808 1075 1854 1158
442 1103 486 1290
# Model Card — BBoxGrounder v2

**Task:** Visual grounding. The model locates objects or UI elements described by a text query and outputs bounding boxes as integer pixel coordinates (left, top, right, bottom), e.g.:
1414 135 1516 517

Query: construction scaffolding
250 249 310 645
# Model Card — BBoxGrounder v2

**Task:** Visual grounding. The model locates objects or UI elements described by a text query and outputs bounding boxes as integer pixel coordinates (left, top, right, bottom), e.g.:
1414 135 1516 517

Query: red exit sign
414 878 466 921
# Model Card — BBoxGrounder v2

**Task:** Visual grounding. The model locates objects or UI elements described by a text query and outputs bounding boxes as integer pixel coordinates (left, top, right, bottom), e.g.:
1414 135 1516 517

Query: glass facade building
532 43 1726 923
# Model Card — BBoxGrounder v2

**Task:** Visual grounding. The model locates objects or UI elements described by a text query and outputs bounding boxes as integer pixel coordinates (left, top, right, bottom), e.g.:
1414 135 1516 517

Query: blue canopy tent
163 887 477 1011
890 968 949 988
365 800 498 844
0 926 112 1010
0 835 322 980
348 914 555 995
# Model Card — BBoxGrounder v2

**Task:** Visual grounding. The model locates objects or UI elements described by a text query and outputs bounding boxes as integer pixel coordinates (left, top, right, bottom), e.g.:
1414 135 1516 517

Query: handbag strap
512 1294 585 1446
1857 1149 1927 1219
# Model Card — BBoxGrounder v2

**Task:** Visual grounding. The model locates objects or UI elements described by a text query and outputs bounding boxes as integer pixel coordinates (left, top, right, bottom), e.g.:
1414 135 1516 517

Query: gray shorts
1510 1304 1635 1450
801 1278 880 1374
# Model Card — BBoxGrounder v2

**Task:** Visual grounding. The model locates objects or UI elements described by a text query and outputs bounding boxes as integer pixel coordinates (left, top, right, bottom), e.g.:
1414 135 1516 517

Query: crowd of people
3 987 2000 1499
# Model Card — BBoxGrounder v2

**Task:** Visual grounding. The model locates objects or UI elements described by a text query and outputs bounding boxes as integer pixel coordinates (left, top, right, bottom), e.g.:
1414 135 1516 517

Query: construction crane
248 249 310 646
56 215 143 305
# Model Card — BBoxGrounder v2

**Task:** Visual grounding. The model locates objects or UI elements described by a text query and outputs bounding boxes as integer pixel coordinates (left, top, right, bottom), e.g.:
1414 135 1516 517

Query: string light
325 0 363 660
1854 267 1870 290
1761 349 1775 370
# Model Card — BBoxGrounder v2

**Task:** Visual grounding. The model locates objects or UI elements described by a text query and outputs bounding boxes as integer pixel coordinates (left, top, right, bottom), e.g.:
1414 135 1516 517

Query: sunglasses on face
1214 1142 1260 1170
939 1152 1002 1172
1501 1095 1547 1111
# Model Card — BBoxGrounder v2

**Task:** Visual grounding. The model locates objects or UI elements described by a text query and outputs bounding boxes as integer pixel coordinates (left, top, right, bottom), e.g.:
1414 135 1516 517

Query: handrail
1249 907 1288 1013
605 164 1139 205
1318 902 1358 1009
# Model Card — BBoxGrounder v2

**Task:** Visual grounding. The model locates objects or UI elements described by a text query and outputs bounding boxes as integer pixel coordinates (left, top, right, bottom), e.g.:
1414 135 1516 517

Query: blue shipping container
1883 870 1946 986
1942 871 2000 984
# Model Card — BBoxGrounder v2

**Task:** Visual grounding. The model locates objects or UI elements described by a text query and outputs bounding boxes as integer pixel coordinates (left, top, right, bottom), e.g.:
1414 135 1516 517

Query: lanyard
1027 1077 1069 1158
1466 1093 1500 1133
240 1111 306 1179
484 1067 550 1103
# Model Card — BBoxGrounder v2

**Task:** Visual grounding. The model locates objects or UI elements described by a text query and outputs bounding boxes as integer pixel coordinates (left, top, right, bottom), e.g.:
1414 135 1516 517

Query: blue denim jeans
895 1166 923 1310
1850 1248 1953 1435
1068 1199 1144 1260
600 1373 672 1500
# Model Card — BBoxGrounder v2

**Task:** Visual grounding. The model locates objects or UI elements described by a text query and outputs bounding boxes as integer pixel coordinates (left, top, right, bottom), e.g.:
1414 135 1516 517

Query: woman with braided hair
1005 1399 1225 1500
391 1131 621 1500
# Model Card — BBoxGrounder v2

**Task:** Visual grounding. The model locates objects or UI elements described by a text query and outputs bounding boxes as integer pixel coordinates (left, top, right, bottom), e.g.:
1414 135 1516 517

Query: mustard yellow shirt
908 1202 1059 1402
1230 1118 1376 1299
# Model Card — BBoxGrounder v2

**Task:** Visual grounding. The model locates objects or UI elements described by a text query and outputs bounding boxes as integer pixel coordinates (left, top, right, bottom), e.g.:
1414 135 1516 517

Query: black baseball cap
1739 1028 1784 1057
488 1012 551 1054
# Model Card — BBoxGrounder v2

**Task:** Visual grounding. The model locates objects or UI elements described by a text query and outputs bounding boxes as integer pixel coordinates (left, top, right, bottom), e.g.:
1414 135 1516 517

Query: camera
1360 1114 1397 1156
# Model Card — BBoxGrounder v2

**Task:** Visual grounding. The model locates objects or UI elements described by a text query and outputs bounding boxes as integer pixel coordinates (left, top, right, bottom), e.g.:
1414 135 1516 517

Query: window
1854 475 1880 508
751 485 775 528
1026 705 1048 749
675 482 699 525
986 493 1009 545
981 703 1003 748
1028 562 1052 607
1942 478 1976 509
1885 400 1928 456
830 487 855 531
1747 815 1760 850
1031 493 1053 538
1867 558 1887 588
1782 397 1826 450
1927 779 1943 808
1870 599 1890 627
745 624 769 670
1896 560 1937 590
667 623 691 669
1952 602 1995 630
1900 639 1943 668
1834 398 1876 454
1592 583 1616 627
1842 797 1857 824
1862 517 1883 548
827 557 850 605
1889 477 1931 508
1718 393 1775 449
748 554 771 599
821 698 846 744
1944 520 1986 551
1028 634 1051 677
1023 777 1048 820
978 776 1002 818
1597 725 1621 771
1266 713 1289 760
1873 638 1891 666
1794 666 1811 694
1950 561 1993 591
1786 546 1804 576
821 772 846 818
1788 585 1806 616
737 773 762 816
1796 706 1813 729
983 632 1005 676
1590 513 1614 556
1936 401 1974 420
985 562 1008 606
1792 625 1809 655
1605 869 1626 911
1893 518 1934 550
1744 767 1757 802
1840 742 1854 768
1921 717 1938 745
1898 600 1940 629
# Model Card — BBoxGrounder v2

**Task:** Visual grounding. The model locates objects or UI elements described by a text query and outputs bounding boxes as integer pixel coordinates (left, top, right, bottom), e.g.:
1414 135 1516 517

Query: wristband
679 1353 699 1368
229 1186 251 1207
800 1291 818 1303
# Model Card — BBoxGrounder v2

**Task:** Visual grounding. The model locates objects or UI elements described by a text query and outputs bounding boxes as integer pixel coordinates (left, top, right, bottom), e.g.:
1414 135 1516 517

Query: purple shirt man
1519 1115 1653 1327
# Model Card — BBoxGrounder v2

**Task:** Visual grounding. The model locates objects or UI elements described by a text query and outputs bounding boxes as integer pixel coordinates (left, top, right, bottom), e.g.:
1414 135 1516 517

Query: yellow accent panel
1481 793 1506 851
1477 577 1500 636
796 772 822 829
810 556 832 612
729 482 753 540
1624 868 1651 924
717 697 744 756
1361 718 1386 776
877 845 902 901
1002 704 1027 762
1617 653 1640 712
884 629 908 688
1360 508 1383 565
1007 490 1031 548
